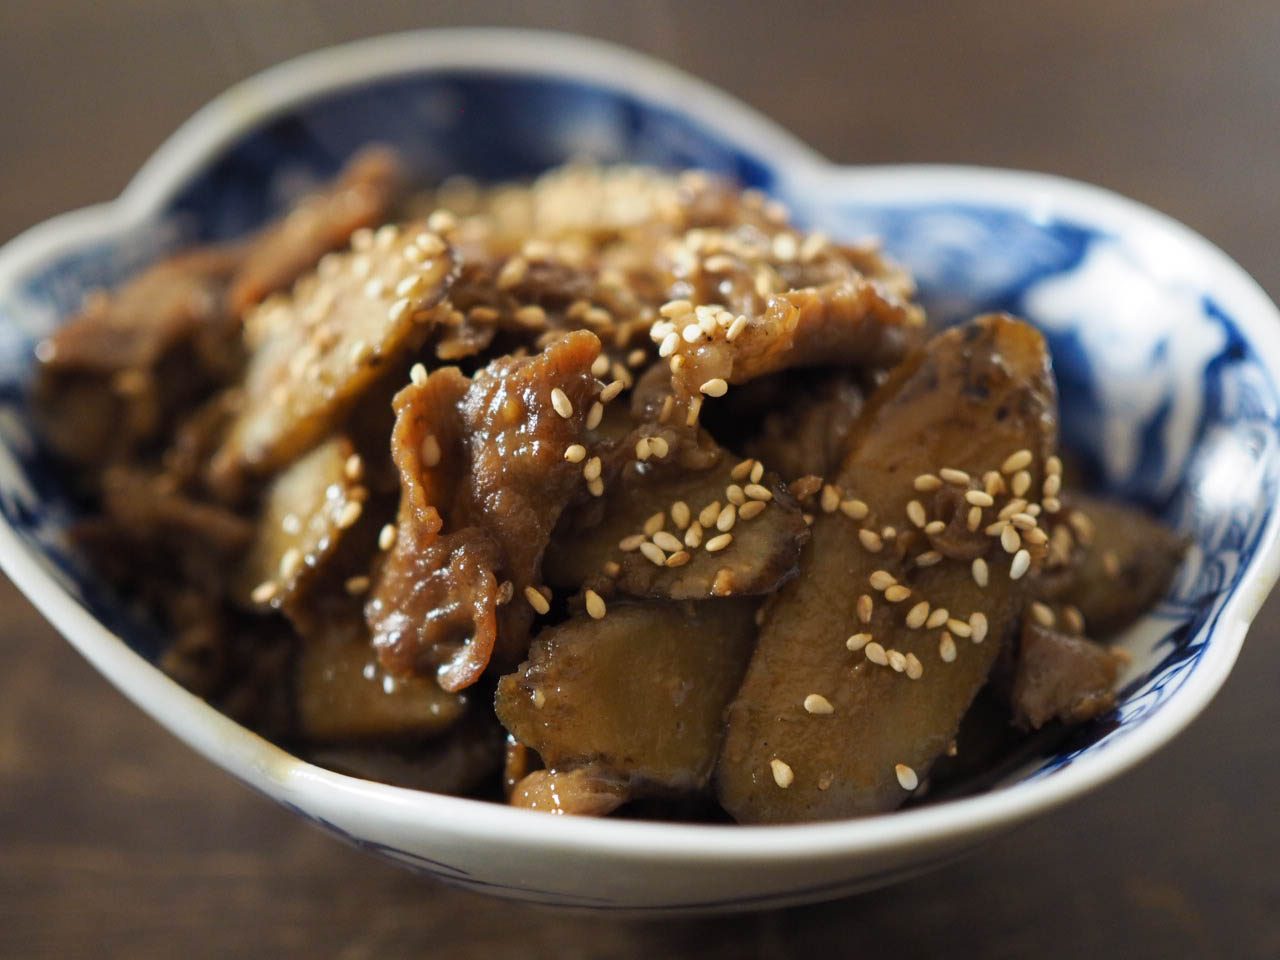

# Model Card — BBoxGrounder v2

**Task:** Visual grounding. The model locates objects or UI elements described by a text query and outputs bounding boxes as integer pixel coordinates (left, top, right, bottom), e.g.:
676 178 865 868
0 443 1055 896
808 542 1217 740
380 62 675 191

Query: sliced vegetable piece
496 599 758 793
1008 614 1121 730
717 314 1058 822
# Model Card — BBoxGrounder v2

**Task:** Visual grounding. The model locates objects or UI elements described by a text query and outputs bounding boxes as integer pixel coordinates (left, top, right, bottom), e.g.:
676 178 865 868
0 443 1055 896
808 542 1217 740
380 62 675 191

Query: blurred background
1 2 1277 957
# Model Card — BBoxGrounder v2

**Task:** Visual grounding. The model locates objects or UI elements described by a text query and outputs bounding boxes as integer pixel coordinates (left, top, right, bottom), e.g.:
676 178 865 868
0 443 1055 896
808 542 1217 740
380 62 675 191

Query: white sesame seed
983 470 1005 496
840 499 869 519
583 456 604 483
965 489 995 507
858 529 884 552
700 377 729 397
906 601 930 629
1043 473 1062 498
716 504 737 532
643 512 666 537
726 314 748 342
640 541 667 566
731 459 755 481
665 550 691 568
914 473 942 492
1001 525 1022 553
699 502 721 528
907 500 928 528
967 506 983 531
1047 455 1063 476
336 500 362 529
725 484 746 506
671 501 691 530
531 688 546 709
739 500 767 520
1010 512 1038 530
1024 527 1049 545
1042 496 1062 514
847 632 872 652
770 759 795 789
916 550 943 567
344 453 364 482
525 586 551 615
939 632 957 662
1010 549 1031 579
619 534 645 552
884 584 912 603
865 642 889 666
550 387 573 418
947 619 972 638
1062 605 1086 634
416 433 441 468
1012 470 1031 497
888 649 907 672
905 653 924 680
378 523 398 551
388 298 412 324
940 468 970 485
1002 449 1033 474
857 594 874 623
584 589 607 620
278 547 302 581
706 533 734 552
745 483 773 502
250 581 278 604
600 380 624 403
924 520 947 535
972 557 989 587
970 611 989 643
658 332 680 357
652 531 683 553
650 436 670 459
684 521 704 549
660 299 693 318
591 354 611 377
804 694 834 715
895 763 919 791
635 437 652 462
926 607 950 629
344 575 370 595
1030 601 1056 627
686 396 703 426
564 443 586 463
409 363 428 386
869 570 897 591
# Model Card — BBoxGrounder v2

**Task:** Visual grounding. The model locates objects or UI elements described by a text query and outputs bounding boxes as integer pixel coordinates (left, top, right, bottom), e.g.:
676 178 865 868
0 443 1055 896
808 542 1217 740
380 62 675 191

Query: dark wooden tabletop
2 2 1278 957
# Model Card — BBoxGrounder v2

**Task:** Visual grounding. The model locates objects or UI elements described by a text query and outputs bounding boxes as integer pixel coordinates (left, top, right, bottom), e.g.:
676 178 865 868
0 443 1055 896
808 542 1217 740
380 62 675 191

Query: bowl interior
0 66 1275 809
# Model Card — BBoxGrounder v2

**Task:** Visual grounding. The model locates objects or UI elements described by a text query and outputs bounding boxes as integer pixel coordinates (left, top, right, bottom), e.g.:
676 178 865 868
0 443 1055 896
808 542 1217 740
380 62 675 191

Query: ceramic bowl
1 29 1277 914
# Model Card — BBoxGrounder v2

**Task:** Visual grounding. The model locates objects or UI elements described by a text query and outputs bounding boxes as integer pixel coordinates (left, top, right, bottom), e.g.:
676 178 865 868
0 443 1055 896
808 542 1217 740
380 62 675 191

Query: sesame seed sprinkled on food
972 557 989 587
804 693 834 715
883 525 897 541
939 632 957 662
618 533 645 552
1069 510 1096 544
1030 601 1056 627
731 459 755 481
344 575 370 595
699 502 721 528
684 521 704 549
1009 512 1037 530
658 332 679 357
1002 449 1033 474
905 653 924 680
970 612 989 643
905 601 930 629
700 377 729 397
895 764 919 791
671 501 691 529
584 589 607 620
531 688 546 709
858 529 884 553
725 484 746 506
378 523 397 551
649 436 670 458
602 561 621 578
706 532 734 552
916 550 943 567
1001 524 1022 553
665 550 691 568
1010 548 1031 580
1047 455 1063 476
388 298 412 323
1043 473 1062 497
420 433 442 468
635 437 652 461
639 541 667 566
590 353 611 378
1102 549 1121 576
336 500 363 529
409 362 428 386
564 443 586 463
750 461 764 484
1042 496 1062 514
1023 527 1049 545
847 632 872 652
744 483 773 502
983 470 1004 496
967 506 983 531
643 512 666 537
652 530 683 553
550 387 573 418
940 467 970 485
884 584 912 603
343 453 364 481
279 547 302 580
1062 605 1086 634
1012 470 1031 497
924 520 946 535
869 570 897 591
600 380 624 403
739 500 767 520
865 642 889 666
524 586 551 615
686 396 703 426
840 499 869 519
726 314 748 342
946 618 972 638
857 594 874 623
906 500 927 528
660 299 693 318
716 503 737 532
926 607 950 629
820 485 841 513
965 489 995 507
770 759 795 789
888 649 907 672
999 499 1028 520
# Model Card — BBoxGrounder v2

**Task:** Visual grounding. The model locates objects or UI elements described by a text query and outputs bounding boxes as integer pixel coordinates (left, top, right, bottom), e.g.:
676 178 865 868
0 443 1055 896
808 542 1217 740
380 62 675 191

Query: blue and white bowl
1 29 1277 913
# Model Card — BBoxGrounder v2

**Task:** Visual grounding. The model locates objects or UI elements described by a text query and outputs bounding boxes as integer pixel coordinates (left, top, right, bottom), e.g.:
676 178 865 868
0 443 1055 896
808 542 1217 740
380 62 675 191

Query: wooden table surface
2 2 1278 956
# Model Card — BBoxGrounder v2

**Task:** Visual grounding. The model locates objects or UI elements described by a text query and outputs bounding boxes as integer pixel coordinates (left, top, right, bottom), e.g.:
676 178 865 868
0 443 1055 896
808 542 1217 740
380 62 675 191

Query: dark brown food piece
543 448 809 600
744 375 865 481
33 247 242 470
717 314 1058 822
228 146 405 315
1055 496 1184 637
366 330 604 691
496 599 758 794
210 223 456 493
509 766 631 817
1008 614 1122 730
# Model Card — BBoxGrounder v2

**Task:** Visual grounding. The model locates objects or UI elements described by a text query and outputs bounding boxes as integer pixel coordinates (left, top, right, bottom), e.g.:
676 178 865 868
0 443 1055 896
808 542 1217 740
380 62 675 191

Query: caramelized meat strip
366 330 605 691
509 766 631 817
745 375 865 480
295 615 466 741
717 314 1058 822
1050 496 1184 637
209 224 456 493
496 599 758 795
1006 610 1122 730
33 247 242 469
228 146 405 315
543 448 809 600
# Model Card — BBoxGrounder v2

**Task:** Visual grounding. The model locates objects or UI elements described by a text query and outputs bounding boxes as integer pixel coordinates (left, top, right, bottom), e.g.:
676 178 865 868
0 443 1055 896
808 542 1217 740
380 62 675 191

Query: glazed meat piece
509 766 630 817
33 247 242 470
543 448 809 600
1007 608 1122 730
1053 496 1184 637
366 330 606 691
745 374 865 480
496 599 758 797
717 314 1058 822
209 223 456 494
228 146 405 315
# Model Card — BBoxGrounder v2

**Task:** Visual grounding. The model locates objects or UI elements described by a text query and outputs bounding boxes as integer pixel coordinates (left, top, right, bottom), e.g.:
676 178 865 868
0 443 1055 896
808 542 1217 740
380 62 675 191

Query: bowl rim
2 27 1278 865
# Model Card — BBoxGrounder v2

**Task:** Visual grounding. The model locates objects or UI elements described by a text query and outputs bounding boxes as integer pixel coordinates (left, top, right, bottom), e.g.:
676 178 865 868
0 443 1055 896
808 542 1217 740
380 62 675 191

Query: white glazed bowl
1 30 1278 913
